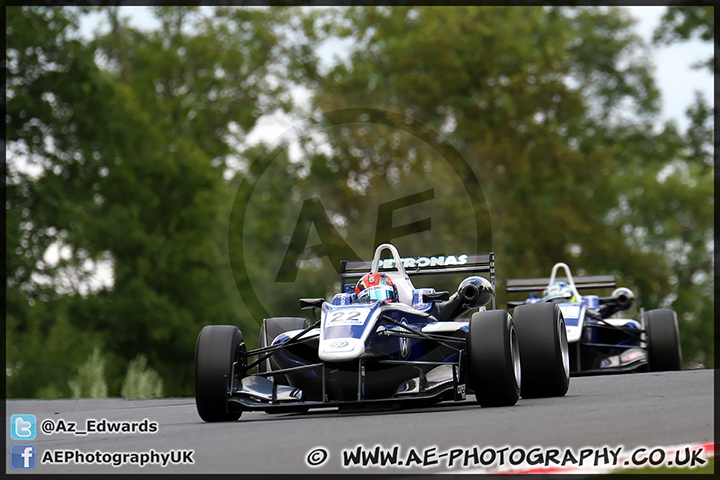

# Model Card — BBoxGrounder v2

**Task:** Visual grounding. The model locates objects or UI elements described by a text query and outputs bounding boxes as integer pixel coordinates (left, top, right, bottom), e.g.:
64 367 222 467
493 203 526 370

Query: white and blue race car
194 243 569 422
506 262 682 376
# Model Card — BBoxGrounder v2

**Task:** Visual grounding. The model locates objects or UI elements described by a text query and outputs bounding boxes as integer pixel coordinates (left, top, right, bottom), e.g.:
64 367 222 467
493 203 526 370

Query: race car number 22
327 310 367 326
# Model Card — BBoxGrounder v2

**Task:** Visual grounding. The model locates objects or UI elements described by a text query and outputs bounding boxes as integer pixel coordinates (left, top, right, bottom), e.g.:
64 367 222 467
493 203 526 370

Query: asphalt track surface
5 369 714 475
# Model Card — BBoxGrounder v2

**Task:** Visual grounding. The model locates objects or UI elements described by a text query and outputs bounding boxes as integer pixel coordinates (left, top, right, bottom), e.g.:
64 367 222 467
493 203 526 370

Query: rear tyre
645 308 682 371
195 325 245 422
512 303 570 398
467 310 521 407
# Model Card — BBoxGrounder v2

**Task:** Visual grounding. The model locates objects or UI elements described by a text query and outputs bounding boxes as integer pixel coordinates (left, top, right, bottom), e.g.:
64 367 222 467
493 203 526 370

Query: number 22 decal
329 310 362 323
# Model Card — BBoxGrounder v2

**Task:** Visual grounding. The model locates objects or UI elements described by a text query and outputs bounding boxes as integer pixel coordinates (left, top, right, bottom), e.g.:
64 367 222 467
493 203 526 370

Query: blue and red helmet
356 273 399 303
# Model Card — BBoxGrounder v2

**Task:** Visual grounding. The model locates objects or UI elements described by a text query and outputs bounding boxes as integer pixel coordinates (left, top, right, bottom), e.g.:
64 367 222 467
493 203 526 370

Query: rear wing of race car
341 252 496 309
505 274 616 309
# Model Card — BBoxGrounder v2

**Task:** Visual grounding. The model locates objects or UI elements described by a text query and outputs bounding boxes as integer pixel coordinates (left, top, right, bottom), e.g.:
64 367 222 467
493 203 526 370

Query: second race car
506 261 682 376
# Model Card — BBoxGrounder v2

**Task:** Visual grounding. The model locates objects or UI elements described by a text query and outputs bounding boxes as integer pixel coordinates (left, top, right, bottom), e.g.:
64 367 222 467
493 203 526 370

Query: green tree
5 6 301 397
6 5 712 402
69 345 108 399
643 5 715 367
291 6 662 279
653 5 714 72
6 6 112 398
285 6 712 366
121 354 164 399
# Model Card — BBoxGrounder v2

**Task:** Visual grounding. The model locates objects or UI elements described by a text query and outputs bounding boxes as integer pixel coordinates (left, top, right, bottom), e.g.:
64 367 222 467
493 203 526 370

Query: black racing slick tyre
512 303 570 398
195 325 245 422
467 310 521 407
258 317 310 375
645 308 682 371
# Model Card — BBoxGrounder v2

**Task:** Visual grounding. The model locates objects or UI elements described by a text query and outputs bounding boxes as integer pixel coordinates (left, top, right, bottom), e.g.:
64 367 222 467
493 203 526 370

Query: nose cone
319 338 365 362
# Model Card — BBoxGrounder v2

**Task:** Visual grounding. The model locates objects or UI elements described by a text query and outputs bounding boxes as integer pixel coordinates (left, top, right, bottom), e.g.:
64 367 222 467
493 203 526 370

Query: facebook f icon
11 444 37 470
11 414 36 440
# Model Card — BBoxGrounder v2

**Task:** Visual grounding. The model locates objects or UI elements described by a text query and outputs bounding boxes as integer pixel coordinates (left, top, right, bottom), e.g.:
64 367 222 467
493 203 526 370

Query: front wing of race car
226 319 471 413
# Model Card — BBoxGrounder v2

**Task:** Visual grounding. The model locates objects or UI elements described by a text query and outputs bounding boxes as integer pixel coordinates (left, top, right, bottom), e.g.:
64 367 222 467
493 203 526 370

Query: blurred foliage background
5 6 714 398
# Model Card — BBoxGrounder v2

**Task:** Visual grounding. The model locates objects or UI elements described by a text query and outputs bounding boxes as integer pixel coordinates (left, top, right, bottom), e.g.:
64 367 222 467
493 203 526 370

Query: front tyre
467 310 521 407
195 325 245 422
645 308 682 371
512 303 569 398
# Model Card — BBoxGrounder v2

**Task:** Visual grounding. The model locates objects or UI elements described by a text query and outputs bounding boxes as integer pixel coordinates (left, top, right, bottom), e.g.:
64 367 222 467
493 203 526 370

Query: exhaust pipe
434 276 494 321
612 287 635 309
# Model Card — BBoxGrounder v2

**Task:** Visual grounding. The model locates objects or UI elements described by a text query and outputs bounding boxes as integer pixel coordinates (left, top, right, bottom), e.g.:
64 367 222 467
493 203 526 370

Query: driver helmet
542 282 575 302
356 273 398 303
